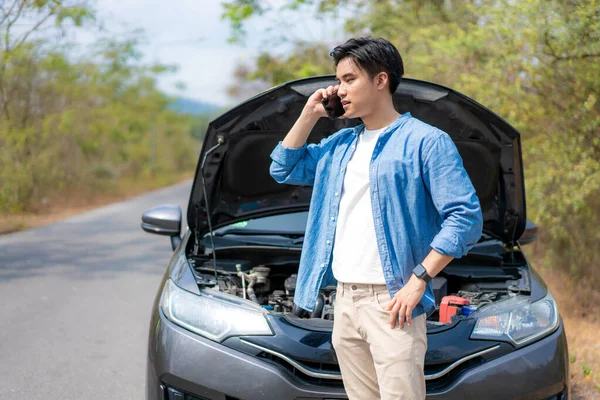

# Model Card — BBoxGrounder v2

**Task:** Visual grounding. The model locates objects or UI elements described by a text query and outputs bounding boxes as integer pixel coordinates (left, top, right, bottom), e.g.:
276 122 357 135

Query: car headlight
160 279 273 342
470 292 559 347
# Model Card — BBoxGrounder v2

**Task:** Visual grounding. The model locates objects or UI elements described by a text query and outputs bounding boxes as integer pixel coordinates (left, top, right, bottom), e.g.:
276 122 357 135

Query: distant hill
169 97 222 116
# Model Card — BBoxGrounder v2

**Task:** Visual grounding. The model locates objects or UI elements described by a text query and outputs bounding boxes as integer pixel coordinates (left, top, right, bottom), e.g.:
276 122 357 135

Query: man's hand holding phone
304 85 346 120
281 85 346 149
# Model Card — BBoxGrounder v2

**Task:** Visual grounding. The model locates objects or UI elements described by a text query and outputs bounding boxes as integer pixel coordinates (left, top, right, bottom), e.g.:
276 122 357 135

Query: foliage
0 0 206 213
228 42 334 95
223 0 600 279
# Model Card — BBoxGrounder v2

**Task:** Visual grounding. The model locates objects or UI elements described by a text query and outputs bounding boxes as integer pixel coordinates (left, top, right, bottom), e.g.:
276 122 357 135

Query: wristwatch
412 263 432 283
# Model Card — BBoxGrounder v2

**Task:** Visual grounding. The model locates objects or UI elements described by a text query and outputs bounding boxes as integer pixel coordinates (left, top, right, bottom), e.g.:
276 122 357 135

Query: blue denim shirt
269 112 483 319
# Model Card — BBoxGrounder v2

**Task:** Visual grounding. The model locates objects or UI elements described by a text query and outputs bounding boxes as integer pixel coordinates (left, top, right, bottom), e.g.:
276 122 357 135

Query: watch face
414 264 426 276
413 264 430 282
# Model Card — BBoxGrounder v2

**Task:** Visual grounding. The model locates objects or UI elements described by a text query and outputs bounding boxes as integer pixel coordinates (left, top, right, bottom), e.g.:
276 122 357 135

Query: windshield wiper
214 228 304 239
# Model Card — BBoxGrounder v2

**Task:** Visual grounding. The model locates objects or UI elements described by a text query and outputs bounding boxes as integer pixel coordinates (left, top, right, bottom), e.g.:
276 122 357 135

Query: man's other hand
386 275 427 328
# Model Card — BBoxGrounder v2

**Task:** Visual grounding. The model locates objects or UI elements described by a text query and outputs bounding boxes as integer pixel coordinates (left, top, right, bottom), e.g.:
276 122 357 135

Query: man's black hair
330 37 404 94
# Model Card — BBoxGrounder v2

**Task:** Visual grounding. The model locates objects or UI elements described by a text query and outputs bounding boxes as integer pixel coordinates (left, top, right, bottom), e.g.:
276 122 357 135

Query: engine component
461 305 478 316
321 291 336 320
252 266 270 285
433 277 448 305
193 259 517 323
246 275 260 304
269 290 292 312
440 295 471 323
237 266 271 305
292 303 309 318
310 293 325 318
235 264 247 300
457 290 502 306
284 274 297 295
215 274 240 295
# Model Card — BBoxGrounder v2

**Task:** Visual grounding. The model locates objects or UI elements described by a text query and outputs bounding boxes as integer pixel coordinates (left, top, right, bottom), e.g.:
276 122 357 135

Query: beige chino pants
332 282 427 400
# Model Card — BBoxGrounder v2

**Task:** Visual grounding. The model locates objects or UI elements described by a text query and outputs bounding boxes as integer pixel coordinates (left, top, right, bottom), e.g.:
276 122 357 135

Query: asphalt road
0 180 192 399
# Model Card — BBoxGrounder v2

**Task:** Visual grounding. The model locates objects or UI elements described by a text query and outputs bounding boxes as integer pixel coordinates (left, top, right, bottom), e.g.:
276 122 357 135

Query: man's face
335 57 381 119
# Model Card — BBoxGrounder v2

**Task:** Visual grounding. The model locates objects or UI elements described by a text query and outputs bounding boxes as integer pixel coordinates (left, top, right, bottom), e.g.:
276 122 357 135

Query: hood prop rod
198 135 225 283
508 211 519 263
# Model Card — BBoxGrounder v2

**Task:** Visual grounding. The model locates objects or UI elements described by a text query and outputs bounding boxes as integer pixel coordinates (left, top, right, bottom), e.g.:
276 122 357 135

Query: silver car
141 76 569 400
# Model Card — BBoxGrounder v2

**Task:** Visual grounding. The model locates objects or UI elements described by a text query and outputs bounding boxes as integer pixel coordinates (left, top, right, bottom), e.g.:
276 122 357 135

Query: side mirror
519 220 537 245
141 205 182 250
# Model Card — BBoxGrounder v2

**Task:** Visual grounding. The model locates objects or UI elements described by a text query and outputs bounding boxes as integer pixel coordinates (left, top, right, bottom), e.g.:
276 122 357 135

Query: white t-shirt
331 124 390 284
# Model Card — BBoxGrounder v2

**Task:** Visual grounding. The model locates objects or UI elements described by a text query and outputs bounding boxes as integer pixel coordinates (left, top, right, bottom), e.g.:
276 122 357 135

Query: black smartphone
321 92 345 120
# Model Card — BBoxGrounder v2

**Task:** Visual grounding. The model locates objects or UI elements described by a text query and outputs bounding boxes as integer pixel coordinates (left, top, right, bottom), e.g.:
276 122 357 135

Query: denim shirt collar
351 112 412 136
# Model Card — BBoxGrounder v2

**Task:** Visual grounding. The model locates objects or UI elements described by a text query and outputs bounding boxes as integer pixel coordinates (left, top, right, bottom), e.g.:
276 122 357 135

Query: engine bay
188 248 530 325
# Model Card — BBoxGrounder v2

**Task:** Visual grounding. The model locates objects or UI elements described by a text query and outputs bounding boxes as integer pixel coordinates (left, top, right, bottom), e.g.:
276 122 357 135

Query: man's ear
375 72 389 92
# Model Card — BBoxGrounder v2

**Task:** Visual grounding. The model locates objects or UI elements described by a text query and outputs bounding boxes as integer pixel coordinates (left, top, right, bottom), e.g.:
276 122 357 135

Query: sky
86 0 349 106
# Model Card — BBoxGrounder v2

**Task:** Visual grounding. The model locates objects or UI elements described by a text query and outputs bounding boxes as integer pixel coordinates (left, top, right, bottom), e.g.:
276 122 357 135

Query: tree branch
12 11 56 51
0 0 19 27
4 0 27 52
554 53 600 62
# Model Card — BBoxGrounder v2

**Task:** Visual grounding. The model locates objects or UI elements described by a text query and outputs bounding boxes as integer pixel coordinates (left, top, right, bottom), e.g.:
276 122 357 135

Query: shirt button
330 216 335 221
326 240 331 245
321 263 326 268
335 192 339 197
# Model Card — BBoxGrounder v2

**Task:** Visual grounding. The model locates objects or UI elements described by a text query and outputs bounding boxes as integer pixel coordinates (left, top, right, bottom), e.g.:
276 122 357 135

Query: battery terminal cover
440 295 471 323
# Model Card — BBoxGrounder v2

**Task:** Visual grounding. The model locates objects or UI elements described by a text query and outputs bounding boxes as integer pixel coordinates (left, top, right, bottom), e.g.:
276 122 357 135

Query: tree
0 1 204 213
0 0 95 121
222 0 600 279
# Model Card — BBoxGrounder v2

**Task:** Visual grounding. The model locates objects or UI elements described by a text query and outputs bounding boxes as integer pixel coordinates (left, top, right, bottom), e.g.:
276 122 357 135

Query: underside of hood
188 76 526 244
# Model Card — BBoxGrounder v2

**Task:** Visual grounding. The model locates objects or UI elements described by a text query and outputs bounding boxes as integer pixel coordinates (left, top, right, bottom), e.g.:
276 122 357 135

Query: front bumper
147 309 569 400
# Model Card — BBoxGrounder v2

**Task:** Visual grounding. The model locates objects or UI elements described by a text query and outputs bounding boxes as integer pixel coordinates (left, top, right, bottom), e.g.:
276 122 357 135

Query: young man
269 37 483 399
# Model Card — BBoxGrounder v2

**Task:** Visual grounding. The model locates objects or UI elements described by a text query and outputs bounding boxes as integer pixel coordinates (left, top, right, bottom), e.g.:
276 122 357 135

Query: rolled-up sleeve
269 128 346 186
269 142 318 186
422 131 483 258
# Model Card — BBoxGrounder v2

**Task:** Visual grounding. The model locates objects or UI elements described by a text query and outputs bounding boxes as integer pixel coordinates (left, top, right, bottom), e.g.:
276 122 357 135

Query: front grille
257 350 345 388
258 349 489 391
242 339 499 390
425 357 485 391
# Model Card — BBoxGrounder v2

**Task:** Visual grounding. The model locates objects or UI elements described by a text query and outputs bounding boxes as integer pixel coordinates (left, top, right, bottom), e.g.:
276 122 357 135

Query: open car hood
188 76 526 244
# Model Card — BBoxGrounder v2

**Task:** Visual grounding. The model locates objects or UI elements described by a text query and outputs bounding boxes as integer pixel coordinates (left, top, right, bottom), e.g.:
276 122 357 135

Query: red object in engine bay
439 295 470 323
